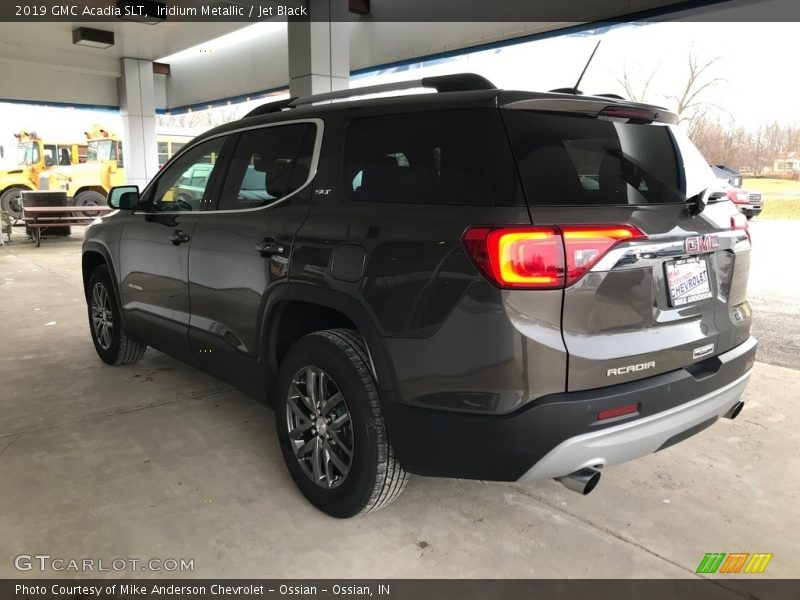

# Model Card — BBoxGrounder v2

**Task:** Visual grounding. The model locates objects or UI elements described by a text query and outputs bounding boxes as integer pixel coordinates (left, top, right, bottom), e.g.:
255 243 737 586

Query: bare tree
616 63 659 104
666 45 725 128
157 103 242 130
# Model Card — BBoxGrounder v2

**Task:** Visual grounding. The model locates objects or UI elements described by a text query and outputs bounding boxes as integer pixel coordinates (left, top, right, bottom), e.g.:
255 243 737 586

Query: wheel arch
268 285 395 394
82 242 129 327
0 182 33 195
73 186 108 201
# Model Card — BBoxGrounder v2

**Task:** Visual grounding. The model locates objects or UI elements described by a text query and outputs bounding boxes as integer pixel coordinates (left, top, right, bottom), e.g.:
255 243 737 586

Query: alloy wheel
91 282 113 350
285 366 354 489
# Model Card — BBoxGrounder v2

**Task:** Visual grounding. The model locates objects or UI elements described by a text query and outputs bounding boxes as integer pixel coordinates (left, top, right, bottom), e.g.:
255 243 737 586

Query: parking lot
1 220 798 580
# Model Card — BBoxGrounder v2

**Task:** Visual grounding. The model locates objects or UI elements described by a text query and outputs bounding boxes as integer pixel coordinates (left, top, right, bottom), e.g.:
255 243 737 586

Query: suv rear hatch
498 96 753 392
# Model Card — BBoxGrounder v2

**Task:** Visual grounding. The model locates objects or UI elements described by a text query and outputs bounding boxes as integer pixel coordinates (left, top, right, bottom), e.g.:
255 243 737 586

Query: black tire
0 188 25 221
86 265 147 365
275 329 408 518
74 190 107 218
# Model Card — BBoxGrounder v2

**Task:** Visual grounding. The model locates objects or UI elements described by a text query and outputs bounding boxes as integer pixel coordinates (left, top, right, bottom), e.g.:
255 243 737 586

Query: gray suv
82 74 756 517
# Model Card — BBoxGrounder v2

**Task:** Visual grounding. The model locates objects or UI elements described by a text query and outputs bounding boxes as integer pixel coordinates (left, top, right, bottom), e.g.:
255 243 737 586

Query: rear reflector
463 224 645 289
726 190 749 204
597 403 639 421
731 213 750 242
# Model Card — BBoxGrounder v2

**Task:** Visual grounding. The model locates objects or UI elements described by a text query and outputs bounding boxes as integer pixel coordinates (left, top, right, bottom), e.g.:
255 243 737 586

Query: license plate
666 257 712 306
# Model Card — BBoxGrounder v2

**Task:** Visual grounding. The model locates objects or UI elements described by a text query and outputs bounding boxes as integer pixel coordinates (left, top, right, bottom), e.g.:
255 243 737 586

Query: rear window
503 110 715 206
343 109 523 207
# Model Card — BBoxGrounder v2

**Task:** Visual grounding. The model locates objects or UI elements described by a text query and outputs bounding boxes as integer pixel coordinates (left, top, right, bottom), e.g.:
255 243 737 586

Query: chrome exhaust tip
556 467 601 495
724 401 745 420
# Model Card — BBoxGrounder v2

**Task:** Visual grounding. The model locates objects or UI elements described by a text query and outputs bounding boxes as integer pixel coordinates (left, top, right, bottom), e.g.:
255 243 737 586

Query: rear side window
503 111 715 206
343 110 523 207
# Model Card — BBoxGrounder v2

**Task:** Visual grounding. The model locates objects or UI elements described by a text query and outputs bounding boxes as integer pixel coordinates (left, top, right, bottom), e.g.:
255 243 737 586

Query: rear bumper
518 369 750 481
739 205 762 215
383 336 757 481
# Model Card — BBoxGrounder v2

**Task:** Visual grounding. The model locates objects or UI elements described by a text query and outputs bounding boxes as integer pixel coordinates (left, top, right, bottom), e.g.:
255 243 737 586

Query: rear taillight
463 224 645 289
463 227 564 289
561 225 644 285
731 213 750 242
726 190 749 205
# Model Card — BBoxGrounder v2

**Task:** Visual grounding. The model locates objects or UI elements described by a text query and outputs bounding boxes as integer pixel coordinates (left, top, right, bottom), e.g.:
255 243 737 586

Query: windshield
503 111 717 206
16 142 40 165
87 139 116 162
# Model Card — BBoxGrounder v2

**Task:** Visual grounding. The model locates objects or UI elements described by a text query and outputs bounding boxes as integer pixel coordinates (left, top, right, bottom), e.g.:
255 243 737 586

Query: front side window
43 145 57 167
16 142 39 165
87 139 116 162
149 137 225 212
157 141 169 166
215 122 316 211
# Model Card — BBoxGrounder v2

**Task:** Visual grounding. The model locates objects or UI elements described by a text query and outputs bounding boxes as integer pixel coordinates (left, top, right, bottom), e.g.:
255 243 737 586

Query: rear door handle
255 238 285 257
169 229 191 245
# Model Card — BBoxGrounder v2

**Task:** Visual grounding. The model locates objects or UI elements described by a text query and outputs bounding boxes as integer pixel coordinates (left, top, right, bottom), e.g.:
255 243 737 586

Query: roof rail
244 97 297 118
287 73 496 108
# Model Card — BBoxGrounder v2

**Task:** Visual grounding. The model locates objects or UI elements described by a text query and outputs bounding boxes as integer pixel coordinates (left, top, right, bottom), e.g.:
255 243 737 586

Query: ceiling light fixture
72 27 115 49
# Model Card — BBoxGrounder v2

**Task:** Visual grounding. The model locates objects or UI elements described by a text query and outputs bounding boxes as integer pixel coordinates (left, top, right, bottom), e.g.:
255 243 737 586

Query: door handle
255 237 284 257
169 229 191 245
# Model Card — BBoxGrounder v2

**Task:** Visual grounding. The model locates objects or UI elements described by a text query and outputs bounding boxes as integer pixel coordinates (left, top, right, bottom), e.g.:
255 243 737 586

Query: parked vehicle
82 74 756 517
38 125 197 210
0 131 86 221
38 124 126 210
712 165 763 220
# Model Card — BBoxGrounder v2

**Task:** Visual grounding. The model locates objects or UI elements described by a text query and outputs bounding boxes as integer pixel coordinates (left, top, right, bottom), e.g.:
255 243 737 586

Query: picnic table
22 205 114 247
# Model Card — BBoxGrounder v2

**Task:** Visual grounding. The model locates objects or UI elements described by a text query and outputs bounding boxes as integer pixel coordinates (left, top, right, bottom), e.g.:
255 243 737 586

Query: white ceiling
0 0 747 108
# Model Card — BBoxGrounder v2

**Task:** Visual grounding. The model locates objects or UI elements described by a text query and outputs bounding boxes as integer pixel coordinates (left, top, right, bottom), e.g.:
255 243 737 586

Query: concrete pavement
1 228 798 580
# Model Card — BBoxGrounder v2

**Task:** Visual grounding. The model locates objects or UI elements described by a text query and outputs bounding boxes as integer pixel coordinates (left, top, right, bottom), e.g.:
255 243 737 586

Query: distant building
773 152 800 173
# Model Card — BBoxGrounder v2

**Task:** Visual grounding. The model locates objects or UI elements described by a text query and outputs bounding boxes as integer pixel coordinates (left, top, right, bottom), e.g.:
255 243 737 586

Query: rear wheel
0 188 24 222
87 265 147 365
275 329 408 518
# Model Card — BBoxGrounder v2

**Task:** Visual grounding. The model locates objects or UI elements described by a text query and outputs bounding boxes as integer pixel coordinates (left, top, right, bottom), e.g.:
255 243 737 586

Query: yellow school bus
0 131 86 220
37 124 126 209
38 125 198 208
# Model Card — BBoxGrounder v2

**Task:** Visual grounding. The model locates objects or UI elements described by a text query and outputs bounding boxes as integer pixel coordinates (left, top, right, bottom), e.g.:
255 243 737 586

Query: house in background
773 152 800 173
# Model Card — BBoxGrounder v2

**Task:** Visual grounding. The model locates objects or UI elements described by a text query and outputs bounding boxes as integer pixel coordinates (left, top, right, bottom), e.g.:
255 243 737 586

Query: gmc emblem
684 234 720 254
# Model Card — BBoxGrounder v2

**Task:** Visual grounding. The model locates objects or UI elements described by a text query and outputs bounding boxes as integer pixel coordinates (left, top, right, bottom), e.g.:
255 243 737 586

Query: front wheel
275 329 408 518
0 188 25 222
74 190 107 218
87 265 147 365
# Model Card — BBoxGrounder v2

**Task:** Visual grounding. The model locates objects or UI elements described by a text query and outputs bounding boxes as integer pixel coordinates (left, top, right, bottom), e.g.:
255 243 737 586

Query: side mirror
107 185 140 210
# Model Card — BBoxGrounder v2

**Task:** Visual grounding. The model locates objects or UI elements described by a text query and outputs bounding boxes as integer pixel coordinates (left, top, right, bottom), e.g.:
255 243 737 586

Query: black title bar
2 0 800 22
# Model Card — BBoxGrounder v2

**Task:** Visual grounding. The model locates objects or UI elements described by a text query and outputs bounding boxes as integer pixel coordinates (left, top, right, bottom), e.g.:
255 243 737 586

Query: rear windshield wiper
686 188 727 216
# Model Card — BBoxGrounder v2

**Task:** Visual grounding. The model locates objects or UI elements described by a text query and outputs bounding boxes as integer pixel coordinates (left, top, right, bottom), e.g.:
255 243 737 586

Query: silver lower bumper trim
518 370 752 482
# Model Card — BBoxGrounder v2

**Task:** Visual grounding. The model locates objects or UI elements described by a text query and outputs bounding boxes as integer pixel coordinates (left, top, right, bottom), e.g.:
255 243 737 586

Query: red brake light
463 224 645 290
597 403 639 421
463 227 564 289
727 190 749 204
598 106 658 122
561 225 645 286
